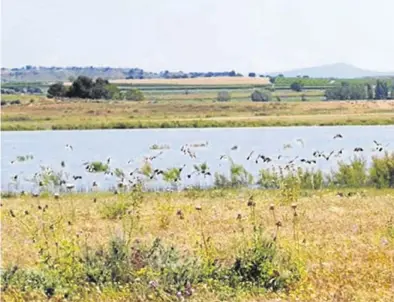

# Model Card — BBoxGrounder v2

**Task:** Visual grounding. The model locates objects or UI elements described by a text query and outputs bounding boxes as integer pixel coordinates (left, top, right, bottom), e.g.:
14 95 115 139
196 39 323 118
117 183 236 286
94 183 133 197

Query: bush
10 99 21 105
47 83 67 98
290 81 303 92
225 236 299 290
124 89 144 101
217 91 231 102
369 152 394 188
1 100 7 106
251 90 272 102
332 157 367 187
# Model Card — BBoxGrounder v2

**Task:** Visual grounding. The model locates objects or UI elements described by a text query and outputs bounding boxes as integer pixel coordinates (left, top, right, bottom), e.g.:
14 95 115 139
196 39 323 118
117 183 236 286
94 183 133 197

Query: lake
1 126 393 192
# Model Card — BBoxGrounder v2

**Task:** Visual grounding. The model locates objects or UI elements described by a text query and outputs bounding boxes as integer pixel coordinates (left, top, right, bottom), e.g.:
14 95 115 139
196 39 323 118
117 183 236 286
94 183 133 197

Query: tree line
47 76 144 101
324 80 394 100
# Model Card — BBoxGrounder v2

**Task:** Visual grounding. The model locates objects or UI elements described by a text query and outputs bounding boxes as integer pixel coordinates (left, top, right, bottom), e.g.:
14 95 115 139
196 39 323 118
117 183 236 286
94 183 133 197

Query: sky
1 0 394 73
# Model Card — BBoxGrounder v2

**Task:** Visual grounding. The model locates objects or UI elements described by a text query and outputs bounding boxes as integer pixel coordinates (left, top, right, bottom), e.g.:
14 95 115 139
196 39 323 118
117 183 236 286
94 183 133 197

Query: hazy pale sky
2 0 394 73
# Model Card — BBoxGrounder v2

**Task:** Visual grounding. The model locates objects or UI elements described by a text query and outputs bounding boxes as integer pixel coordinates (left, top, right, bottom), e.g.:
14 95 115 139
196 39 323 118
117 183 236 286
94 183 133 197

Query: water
1 126 393 192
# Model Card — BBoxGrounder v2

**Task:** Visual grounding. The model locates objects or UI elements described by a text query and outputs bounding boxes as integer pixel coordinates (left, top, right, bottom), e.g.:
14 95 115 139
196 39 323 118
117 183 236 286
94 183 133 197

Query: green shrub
223 236 300 291
124 89 145 101
217 91 231 102
332 157 367 187
251 90 272 102
369 152 394 188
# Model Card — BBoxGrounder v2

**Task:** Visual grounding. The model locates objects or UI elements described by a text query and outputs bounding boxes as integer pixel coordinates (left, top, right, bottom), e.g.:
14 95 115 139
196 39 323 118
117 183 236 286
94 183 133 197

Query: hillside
2 63 394 83
268 63 394 79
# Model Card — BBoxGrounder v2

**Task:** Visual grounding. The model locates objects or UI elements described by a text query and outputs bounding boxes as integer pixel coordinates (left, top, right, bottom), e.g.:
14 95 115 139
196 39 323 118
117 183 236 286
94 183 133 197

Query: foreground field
2 97 394 130
1 188 393 301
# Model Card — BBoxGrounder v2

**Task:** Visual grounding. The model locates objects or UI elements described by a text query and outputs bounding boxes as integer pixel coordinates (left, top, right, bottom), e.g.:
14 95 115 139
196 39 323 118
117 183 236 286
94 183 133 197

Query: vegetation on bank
2 114 394 131
2 172 394 300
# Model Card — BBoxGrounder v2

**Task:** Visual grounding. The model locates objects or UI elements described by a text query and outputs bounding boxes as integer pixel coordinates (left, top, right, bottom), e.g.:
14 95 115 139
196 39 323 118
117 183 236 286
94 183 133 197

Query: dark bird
313 151 322 158
65 144 73 151
354 147 364 152
288 156 299 164
129 168 138 176
335 148 344 157
231 145 238 151
373 140 389 152
333 134 343 139
306 160 316 164
246 151 254 161
322 151 334 161
73 175 82 180
219 155 227 160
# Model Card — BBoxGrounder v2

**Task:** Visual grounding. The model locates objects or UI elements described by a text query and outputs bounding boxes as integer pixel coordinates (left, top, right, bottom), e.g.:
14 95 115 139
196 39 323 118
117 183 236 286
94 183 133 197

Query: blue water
1 126 393 192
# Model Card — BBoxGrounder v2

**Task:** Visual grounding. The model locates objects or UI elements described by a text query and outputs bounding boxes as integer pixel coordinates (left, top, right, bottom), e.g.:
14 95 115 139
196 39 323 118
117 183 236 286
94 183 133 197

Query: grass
2 96 394 130
2 152 394 300
1 187 393 301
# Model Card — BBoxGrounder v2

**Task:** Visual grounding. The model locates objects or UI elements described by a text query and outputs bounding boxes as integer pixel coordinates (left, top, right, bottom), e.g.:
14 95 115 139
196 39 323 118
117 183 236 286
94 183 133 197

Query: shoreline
2 115 394 131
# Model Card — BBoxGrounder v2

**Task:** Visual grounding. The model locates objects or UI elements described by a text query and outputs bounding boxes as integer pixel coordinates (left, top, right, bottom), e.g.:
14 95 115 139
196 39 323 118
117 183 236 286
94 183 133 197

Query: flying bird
333 134 343 139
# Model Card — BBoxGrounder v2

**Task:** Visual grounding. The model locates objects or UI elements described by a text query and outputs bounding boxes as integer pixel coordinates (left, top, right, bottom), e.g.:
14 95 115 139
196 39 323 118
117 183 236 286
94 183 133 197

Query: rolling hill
268 63 394 79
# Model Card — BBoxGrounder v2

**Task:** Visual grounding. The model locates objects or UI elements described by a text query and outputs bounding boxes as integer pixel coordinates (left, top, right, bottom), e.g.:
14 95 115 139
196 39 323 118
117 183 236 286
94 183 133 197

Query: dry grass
1 188 394 301
2 98 394 130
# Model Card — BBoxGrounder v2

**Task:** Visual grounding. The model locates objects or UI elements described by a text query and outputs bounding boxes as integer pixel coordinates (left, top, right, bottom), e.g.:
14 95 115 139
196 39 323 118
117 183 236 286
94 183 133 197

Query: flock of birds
5 133 391 193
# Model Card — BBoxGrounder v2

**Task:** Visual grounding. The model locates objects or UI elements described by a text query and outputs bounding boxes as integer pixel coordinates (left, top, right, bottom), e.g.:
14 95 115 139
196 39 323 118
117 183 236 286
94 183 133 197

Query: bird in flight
333 134 343 139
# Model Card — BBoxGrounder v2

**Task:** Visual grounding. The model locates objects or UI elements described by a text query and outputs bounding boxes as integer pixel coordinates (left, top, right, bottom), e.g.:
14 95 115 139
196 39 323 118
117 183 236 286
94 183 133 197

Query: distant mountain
268 63 394 79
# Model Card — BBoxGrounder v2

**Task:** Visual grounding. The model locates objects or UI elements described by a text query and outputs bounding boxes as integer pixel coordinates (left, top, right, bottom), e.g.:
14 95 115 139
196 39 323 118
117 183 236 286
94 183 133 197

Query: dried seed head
236 213 242 220
276 221 282 227
247 200 256 207
24 210 29 215
67 221 72 226
9 210 16 218
291 203 297 210
54 193 59 200
93 197 97 203
176 209 183 216
38 205 42 210
269 204 275 211
195 205 202 211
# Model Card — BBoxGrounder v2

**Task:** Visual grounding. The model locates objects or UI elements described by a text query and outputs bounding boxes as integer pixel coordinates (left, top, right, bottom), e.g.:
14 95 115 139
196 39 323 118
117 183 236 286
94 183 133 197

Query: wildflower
149 280 159 289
